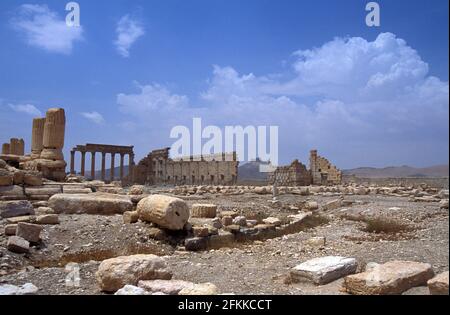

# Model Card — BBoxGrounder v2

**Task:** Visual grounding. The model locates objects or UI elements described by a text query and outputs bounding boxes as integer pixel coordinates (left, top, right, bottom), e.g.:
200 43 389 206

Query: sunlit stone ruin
0 107 448 296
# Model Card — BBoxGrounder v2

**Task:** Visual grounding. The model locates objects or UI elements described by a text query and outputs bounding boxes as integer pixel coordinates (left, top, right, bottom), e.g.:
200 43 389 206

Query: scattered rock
428 271 449 295
233 216 247 227
191 204 217 218
7 236 30 253
192 226 209 237
128 185 145 195
138 279 195 295
178 282 218 295
291 256 358 285
114 285 149 295
306 236 326 247
0 283 38 295
4 224 17 236
343 261 435 295
16 222 43 242
35 214 59 225
96 254 172 292
262 217 282 227
185 237 208 251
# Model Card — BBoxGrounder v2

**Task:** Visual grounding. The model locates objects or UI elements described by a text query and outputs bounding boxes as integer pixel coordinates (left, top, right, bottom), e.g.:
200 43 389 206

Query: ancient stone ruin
270 150 342 186
70 143 135 182
134 148 238 186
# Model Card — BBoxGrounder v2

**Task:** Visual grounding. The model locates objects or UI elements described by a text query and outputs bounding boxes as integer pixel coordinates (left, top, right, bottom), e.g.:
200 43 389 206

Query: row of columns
70 151 134 182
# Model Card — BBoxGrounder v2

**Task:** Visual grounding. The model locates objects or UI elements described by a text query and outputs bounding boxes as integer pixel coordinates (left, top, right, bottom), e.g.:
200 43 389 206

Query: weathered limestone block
25 186 61 196
185 237 208 251
4 224 17 236
7 236 30 253
306 236 326 247
96 254 172 292
10 138 24 156
0 283 38 295
291 256 358 285
137 195 190 230
192 226 209 237
138 280 196 295
31 118 46 158
178 283 218 295
427 271 449 295
191 204 217 218
6 215 33 224
16 222 43 243
439 199 449 209
24 172 43 186
0 159 6 168
0 186 26 201
343 261 435 295
0 169 13 186
62 187 92 194
305 201 319 211
128 185 145 195
42 108 65 150
0 200 34 218
35 214 59 225
49 193 133 215
262 217 282 226
322 198 343 211
114 285 149 295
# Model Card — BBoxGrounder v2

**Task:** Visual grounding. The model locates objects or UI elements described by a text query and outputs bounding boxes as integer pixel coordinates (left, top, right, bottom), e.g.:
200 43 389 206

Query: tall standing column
31 118 46 159
91 152 96 180
129 153 135 182
101 152 106 181
110 153 115 181
41 108 66 161
119 153 125 180
80 152 86 177
1 143 10 155
70 151 75 175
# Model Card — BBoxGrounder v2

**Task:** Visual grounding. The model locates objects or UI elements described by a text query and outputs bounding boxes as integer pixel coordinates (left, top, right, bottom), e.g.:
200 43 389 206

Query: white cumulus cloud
81 111 105 125
114 15 145 58
116 33 449 168
10 4 84 55
9 103 42 116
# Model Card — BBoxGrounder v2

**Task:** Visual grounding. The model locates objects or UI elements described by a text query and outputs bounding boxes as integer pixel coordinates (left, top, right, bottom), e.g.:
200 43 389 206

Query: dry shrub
362 217 413 234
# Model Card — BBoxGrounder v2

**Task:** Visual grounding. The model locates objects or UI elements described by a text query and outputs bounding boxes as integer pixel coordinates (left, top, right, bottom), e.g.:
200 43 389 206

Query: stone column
31 118 46 158
110 153 115 181
70 151 75 175
17 139 24 156
129 153 135 182
81 152 86 177
91 152 96 180
101 152 106 181
10 138 19 155
119 153 125 180
1 143 10 155
41 108 66 161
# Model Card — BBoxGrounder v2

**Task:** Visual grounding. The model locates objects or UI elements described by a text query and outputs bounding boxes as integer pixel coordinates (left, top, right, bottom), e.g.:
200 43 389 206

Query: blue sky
0 0 448 170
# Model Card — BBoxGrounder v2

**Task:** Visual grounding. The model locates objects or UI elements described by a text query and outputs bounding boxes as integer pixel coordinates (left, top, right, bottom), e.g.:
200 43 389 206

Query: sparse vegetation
340 214 414 234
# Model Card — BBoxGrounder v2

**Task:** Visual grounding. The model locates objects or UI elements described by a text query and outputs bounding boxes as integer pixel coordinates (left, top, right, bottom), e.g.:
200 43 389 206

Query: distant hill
237 160 270 182
343 165 449 178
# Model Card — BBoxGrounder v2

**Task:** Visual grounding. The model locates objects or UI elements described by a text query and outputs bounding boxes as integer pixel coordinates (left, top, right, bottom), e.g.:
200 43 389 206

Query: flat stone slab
138 279 196 295
0 200 34 219
291 256 358 285
49 193 133 215
428 271 449 295
343 261 435 295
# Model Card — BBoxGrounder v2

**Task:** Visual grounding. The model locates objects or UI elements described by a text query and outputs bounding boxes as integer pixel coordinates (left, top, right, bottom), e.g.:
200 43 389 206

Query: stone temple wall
310 150 342 185
268 160 311 186
134 148 238 186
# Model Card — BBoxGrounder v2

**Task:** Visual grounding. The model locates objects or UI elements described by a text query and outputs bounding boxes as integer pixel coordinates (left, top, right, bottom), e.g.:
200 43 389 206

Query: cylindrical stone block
42 108 66 149
137 195 190 230
10 138 19 155
17 139 24 156
31 118 46 156
1 143 10 155
191 204 217 218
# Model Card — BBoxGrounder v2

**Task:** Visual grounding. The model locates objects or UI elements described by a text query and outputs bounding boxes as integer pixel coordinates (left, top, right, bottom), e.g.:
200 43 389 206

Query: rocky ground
1 189 448 295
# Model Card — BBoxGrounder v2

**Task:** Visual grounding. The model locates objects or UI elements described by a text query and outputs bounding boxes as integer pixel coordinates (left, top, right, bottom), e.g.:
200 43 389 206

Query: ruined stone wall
268 160 311 186
135 149 238 185
310 150 342 185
